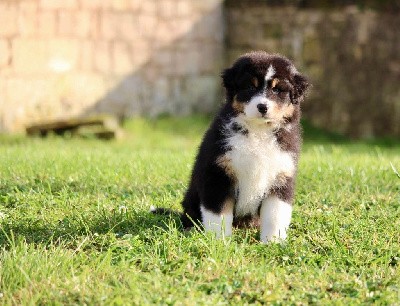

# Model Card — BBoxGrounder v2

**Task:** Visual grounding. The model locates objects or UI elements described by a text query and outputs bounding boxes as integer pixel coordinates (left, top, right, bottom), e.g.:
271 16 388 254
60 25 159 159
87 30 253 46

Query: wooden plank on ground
25 115 122 139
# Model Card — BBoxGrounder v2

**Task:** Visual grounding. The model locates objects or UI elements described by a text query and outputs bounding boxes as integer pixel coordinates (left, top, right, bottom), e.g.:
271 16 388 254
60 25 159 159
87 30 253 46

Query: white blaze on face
264 64 276 84
243 64 276 121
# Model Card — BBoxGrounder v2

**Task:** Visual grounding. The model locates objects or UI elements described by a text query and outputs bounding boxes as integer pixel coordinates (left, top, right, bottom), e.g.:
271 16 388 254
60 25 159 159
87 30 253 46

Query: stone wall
0 0 224 132
225 2 400 138
1 0 400 138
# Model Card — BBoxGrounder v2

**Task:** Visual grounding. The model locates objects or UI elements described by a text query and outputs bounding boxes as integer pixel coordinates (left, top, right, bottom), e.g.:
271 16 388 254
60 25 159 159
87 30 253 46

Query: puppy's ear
292 73 310 104
221 67 235 90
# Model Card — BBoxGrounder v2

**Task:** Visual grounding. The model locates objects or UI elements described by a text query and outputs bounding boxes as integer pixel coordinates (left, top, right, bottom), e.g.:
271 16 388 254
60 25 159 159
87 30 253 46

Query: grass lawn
0 116 399 305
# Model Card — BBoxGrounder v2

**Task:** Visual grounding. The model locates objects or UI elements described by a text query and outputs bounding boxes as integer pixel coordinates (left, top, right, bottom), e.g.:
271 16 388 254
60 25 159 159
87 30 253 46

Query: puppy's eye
251 77 259 89
272 87 281 94
245 83 257 91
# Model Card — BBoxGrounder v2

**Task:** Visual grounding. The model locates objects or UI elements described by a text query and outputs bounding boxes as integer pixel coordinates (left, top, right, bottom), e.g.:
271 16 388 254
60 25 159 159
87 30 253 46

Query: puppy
156 51 310 243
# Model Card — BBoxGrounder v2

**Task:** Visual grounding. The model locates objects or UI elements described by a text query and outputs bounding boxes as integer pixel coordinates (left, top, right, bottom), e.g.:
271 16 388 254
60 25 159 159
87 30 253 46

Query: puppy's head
222 51 309 127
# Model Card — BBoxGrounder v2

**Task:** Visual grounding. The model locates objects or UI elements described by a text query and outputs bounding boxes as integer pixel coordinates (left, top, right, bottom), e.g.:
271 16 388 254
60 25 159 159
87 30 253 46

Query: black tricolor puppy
157 51 310 243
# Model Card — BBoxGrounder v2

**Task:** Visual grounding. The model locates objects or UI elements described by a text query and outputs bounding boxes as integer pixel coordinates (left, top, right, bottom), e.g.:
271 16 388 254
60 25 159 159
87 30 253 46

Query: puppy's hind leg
181 188 202 229
200 198 234 239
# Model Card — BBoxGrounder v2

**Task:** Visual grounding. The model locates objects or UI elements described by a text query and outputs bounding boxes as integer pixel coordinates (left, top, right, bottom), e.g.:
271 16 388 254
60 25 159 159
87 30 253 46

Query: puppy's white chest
224 130 294 216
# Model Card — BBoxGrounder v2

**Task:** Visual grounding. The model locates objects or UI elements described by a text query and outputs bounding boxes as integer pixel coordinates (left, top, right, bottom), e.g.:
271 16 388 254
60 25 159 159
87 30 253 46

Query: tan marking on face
280 103 295 118
252 77 258 88
271 78 279 88
216 155 236 180
268 102 295 122
232 97 245 113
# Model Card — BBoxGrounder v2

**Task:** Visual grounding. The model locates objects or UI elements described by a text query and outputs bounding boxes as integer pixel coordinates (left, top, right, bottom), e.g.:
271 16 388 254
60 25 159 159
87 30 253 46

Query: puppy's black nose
257 103 268 114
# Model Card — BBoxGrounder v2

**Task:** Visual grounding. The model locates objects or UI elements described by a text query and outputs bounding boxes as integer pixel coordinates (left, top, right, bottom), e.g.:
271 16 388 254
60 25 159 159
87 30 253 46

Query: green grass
0 116 399 305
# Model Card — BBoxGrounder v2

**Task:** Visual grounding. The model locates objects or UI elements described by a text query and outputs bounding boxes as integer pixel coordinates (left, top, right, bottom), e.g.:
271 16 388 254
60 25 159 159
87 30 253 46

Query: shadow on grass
0 208 182 249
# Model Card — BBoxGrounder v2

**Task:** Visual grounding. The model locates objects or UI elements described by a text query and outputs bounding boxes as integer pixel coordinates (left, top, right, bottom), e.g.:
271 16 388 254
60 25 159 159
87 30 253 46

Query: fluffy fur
155 51 310 243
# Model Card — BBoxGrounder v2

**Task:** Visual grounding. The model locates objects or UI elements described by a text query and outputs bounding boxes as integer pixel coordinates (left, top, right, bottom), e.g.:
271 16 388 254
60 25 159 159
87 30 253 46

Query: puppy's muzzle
257 103 268 115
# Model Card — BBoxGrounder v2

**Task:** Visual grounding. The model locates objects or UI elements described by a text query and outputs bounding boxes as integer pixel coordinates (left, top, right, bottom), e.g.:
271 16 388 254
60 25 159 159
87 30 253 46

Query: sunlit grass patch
0 116 399 304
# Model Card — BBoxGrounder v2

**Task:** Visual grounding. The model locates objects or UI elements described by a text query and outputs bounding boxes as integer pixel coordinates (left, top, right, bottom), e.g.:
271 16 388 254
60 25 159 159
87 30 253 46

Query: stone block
40 0 78 9
37 10 57 37
176 0 192 17
0 76 5 103
192 0 223 13
0 78 5 131
118 13 137 39
0 111 6 132
194 6 224 43
185 76 219 112
48 39 80 73
0 39 10 67
79 40 94 71
168 19 195 42
58 11 94 38
4 77 56 131
76 11 95 38
18 3 38 36
112 41 133 75
80 0 105 9
153 20 176 46
170 77 182 101
137 15 158 38
59 73 107 112
130 41 150 67
0 4 17 37
110 0 130 11
143 63 159 83
97 74 144 114
19 1 38 10
175 49 202 76
3 74 110 132
171 77 203 115
141 0 157 15
93 41 111 72
128 0 142 11
153 49 174 75
100 12 117 39
158 0 177 19
58 11 75 36
5 78 47 109
198 44 223 74
151 77 171 114
12 39 48 74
